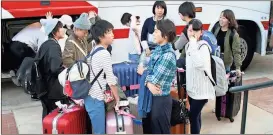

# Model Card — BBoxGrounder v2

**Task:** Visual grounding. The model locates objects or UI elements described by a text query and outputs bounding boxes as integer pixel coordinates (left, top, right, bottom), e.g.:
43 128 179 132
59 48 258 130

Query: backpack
201 30 221 57
198 44 228 97
60 47 105 100
16 57 35 94
31 56 47 98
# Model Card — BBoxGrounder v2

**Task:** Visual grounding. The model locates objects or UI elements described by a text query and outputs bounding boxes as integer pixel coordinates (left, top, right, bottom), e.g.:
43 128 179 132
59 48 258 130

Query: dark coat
37 39 66 99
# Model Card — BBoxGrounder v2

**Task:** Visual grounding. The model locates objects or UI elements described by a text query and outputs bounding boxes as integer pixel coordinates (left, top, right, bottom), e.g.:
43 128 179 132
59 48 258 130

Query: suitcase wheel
217 117 221 121
229 117 234 122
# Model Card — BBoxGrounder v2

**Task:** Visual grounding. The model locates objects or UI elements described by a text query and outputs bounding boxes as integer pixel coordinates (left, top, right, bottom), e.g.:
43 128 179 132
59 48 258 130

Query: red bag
43 104 87 134
65 80 73 97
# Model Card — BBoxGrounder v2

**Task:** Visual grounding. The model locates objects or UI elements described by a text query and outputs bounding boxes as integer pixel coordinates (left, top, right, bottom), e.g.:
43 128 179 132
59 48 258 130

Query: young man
174 1 196 58
86 19 120 134
36 19 68 119
62 13 92 67
185 19 216 134
137 19 177 134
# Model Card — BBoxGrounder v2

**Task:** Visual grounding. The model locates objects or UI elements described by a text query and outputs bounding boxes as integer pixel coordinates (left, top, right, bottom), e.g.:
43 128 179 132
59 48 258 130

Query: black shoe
31 94 40 101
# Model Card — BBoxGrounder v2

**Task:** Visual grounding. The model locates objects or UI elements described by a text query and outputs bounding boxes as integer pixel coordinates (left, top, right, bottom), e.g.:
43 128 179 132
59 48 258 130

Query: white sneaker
212 108 216 113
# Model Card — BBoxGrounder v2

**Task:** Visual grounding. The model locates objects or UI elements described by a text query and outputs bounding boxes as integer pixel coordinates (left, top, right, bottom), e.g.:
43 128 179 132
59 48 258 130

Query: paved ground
1 53 273 134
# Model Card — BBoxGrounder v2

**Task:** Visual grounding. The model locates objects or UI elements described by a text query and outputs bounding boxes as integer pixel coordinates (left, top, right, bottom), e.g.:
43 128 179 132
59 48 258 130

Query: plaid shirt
145 43 176 96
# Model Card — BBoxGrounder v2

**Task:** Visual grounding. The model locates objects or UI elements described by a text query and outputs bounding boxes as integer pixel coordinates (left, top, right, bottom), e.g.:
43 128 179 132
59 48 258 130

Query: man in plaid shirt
137 19 177 134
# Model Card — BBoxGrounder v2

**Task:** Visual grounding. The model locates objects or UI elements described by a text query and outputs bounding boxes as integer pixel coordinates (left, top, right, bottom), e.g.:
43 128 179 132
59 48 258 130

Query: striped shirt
186 40 215 100
87 45 117 101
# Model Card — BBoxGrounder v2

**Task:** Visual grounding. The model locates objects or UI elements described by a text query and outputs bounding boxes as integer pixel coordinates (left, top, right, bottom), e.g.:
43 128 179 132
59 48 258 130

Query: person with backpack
121 12 142 61
137 19 177 134
212 9 242 75
174 1 196 58
185 19 216 134
36 18 69 119
86 19 120 134
141 1 167 54
62 13 92 68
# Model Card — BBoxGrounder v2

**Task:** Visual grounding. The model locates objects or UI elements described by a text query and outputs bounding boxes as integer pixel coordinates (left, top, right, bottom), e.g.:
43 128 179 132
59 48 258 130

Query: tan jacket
62 33 92 67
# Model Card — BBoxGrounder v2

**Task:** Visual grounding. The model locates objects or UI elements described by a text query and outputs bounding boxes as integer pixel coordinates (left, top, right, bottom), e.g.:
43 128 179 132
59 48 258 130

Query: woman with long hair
212 9 242 75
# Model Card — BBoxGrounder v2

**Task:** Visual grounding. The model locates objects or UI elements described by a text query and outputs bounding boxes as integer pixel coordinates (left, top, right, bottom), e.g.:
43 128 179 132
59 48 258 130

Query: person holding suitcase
212 9 242 75
185 19 216 134
86 19 120 134
212 9 243 122
138 19 177 134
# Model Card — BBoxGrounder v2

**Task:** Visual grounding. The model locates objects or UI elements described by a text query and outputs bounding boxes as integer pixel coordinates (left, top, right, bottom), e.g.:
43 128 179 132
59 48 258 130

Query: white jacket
185 39 215 100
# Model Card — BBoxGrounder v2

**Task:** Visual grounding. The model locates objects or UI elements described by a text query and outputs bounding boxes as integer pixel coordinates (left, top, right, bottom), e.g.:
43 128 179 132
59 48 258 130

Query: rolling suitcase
43 104 87 134
106 107 134 134
112 62 141 97
215 74 242 122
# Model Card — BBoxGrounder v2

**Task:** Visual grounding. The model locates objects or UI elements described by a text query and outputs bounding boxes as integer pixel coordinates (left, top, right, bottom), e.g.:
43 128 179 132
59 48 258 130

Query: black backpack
30 58 47 98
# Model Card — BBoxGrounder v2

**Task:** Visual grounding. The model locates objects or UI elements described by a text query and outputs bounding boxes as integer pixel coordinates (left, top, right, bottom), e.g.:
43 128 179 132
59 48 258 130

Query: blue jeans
84 96 105 134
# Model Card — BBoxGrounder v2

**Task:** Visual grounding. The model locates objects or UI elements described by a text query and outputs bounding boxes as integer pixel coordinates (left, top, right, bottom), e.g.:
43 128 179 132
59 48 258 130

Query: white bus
1 1 272 79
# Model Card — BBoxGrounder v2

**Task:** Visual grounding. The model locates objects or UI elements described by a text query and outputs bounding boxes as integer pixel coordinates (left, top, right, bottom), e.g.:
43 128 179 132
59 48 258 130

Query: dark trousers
188 97 208 134
40 96 69 120
142 95 172 134
9 41 36 71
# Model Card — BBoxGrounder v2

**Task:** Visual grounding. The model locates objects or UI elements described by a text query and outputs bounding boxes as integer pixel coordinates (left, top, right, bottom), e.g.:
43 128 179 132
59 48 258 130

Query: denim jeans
84 96 105 134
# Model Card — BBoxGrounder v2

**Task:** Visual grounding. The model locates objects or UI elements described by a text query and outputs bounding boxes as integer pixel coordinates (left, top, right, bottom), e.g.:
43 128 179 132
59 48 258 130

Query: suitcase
127 96 144 134
106 107 134 134
112 62 141 97
43 104 87 134
215 75 242 122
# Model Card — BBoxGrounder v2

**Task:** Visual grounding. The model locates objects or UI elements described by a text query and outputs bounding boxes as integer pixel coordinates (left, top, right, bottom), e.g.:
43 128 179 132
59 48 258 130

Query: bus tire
237 27 254 71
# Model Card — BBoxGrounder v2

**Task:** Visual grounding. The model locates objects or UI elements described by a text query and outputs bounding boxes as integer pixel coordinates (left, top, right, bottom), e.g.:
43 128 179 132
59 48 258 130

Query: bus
1 1 272 79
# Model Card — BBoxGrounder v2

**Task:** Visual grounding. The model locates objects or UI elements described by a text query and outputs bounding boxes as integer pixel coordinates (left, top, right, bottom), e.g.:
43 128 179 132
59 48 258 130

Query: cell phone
119 100 129 107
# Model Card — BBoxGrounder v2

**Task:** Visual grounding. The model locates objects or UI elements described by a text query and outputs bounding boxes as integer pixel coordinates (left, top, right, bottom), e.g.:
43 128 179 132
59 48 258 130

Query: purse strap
69 40 87 56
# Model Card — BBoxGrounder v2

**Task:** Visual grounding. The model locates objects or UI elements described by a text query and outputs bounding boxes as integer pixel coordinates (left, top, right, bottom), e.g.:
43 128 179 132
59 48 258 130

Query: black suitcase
215 75 242 122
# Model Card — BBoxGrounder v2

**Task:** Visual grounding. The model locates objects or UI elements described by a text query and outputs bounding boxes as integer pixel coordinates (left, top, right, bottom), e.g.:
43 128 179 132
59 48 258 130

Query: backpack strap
198 43 216 86
89 47 105 90
229 29 235 58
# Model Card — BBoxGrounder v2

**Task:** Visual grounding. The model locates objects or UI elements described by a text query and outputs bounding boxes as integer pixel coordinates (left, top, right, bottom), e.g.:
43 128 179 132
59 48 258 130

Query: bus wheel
238 28 254 71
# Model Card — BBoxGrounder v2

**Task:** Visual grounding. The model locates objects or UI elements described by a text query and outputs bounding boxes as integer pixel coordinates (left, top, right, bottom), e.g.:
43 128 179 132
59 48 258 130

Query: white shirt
12 27 48 52
87 45 117 101
58 34 68 52
128 16 142 55
186 40 215 100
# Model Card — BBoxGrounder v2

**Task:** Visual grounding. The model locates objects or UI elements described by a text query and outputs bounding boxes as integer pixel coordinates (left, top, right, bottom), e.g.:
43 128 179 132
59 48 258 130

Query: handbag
170 70 190 126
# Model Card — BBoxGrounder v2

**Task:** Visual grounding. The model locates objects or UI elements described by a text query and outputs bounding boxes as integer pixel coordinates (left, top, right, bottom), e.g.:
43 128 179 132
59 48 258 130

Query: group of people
7 0 243 134
131 1 242 134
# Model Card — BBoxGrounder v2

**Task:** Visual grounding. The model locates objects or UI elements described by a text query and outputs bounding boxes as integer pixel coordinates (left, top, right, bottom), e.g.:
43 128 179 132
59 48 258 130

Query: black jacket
37 39 66 99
